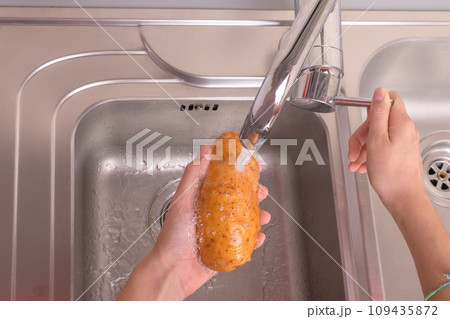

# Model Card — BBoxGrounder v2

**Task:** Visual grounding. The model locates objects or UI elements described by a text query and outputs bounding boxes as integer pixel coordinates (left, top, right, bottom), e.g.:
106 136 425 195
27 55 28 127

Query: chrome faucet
239 0 372 149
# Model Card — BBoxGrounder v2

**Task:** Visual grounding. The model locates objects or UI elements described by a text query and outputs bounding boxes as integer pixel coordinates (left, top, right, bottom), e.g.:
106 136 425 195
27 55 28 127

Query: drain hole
421 132 450 205
179 103 219 111
426 159 450 193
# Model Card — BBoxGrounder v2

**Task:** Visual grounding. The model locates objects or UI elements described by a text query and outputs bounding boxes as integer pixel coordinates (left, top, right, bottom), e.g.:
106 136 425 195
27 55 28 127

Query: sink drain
427 160 450 191
421 131 450 207
148 179 180 241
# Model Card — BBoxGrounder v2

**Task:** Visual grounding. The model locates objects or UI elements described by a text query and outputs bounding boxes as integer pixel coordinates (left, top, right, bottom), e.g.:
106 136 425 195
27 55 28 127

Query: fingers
368 87 391 142
357 163 367 174
260 210 271 225
348 119 369 162
348 118 369 173
257 159 267 201
388 90 408 119
257 184 268 202
387 90 416 139
254 211 271 249
348 144 367 172
173 145 211 202
254 232 266 249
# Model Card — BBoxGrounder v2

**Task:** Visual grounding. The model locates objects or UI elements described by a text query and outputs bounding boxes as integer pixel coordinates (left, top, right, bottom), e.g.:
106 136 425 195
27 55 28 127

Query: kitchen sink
73 99 344 300
1 8 384 301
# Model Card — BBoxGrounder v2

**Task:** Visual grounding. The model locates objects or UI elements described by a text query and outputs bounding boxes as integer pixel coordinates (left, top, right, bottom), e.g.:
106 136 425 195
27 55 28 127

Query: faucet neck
240 0 340 149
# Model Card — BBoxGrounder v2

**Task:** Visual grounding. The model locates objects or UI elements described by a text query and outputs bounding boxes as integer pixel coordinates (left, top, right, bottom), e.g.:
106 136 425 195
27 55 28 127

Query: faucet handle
332 96 372 108
290 94 394 112
290 66 341 112
290 65 393 111
333 96 394 108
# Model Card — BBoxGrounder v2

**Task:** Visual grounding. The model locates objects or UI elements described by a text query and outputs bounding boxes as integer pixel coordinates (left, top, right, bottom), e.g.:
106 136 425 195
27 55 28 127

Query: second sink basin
359 37 450 300
73 99 345 300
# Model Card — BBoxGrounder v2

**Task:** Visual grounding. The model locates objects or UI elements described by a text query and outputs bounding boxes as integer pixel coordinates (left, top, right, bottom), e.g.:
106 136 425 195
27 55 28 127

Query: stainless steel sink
360 38 450 138
74 99 344 300
1 8 382 301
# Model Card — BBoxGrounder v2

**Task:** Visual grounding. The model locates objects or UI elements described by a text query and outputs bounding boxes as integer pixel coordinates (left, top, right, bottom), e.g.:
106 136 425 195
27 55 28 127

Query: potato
196 131 261 272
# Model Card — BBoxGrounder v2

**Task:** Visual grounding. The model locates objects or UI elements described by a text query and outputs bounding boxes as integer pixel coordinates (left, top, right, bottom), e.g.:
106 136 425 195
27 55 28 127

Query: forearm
385 193 450 300
117 249 186 301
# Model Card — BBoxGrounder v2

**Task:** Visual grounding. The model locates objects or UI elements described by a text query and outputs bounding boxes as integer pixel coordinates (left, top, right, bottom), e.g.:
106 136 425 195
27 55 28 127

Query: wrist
144 247 188 300
382 187 432 222
117 248 187 301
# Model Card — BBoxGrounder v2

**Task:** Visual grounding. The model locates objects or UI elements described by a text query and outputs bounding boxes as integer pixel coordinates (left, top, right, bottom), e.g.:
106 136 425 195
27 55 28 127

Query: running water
235 147 255 172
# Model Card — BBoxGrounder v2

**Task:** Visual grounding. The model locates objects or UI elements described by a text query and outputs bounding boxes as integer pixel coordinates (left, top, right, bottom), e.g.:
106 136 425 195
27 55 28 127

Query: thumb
368 87 391 142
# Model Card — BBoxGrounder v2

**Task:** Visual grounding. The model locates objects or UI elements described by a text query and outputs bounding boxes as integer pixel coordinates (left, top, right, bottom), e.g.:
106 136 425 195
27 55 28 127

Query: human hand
348 87 427 211
117 145 270 300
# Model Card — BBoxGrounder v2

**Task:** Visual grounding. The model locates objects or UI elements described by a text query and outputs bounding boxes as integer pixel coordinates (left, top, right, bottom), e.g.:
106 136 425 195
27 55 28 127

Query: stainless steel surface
0 0 297 9
290 68 342 113
358 37 450 300
427 159 450 190
74 99 345 300
333 96 371 107
6 17 450 27
360 38 450 138
240 0 337 149
333 97 393 108
239 0 373 147
420 131 450 207
3 0 449 11
290 0 344 112
149 179 180 241
289 72 380 111
0 18 292 27
140 31 263 89
0 8 384 300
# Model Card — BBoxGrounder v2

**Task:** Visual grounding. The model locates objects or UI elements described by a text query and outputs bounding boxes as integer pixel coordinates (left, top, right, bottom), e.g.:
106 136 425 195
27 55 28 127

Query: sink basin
358 38 450 300
360 38 450 137
2 9 382 301
73 99 345 300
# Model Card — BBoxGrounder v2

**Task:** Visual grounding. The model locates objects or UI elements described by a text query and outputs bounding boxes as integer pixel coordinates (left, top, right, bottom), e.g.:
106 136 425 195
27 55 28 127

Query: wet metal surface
74 100 344 300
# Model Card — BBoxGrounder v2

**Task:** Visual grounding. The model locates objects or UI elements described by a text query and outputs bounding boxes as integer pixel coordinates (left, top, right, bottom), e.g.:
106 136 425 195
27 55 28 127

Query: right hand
348 87 427 211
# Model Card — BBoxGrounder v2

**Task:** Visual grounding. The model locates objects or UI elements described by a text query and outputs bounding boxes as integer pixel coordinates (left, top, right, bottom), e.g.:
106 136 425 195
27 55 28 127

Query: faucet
239 0 372 149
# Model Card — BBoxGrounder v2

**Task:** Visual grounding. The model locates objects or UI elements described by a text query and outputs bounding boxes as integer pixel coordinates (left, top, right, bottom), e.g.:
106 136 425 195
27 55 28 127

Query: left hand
118 145 270 300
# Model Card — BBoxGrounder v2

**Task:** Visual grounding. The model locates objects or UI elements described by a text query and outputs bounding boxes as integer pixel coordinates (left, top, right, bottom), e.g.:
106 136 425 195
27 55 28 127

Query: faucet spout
239 0 339 149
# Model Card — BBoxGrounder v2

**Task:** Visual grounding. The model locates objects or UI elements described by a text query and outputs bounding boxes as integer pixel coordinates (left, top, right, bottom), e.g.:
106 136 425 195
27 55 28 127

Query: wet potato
197 131 261 272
